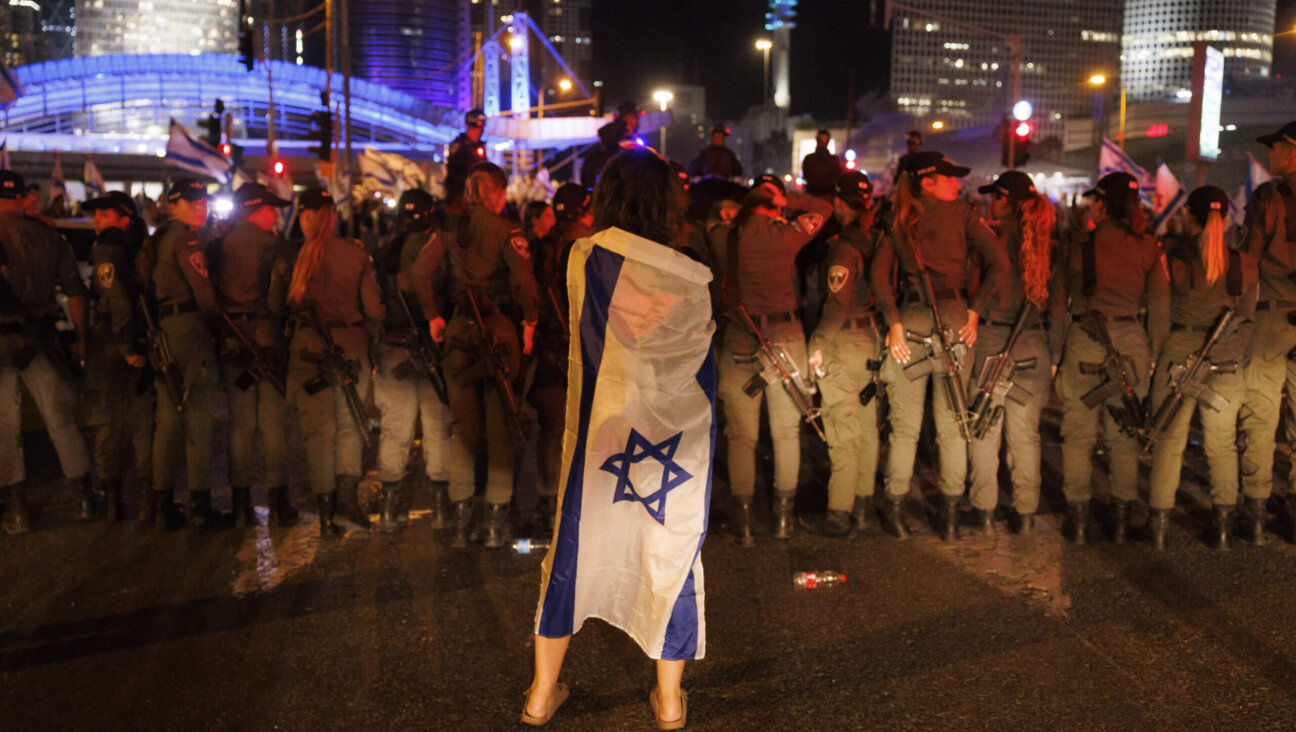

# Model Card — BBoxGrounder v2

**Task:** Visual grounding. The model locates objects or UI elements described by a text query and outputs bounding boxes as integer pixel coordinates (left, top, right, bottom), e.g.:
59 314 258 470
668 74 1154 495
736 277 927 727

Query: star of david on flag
600 429 692 525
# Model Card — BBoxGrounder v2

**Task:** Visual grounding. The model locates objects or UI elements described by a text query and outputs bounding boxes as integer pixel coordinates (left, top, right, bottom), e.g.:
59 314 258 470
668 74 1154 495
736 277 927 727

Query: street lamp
931 120 945 130
755 39 772 106
652 89 673 156
1088 72 1127 149
558 78 572 92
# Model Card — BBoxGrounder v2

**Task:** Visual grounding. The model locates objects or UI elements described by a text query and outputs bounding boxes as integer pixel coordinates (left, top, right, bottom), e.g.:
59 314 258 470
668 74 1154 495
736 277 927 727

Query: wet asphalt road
3 404 1296 731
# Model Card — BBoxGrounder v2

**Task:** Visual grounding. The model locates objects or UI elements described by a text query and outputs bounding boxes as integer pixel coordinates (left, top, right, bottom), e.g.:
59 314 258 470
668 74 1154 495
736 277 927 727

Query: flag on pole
1230 153 1271 226
164 118 232 182
1098 137 1154 199
1152 160 1187 234
0 140 9 171
535 227 716 661
0 60 23 107
83 158 106 198
50 151 66 202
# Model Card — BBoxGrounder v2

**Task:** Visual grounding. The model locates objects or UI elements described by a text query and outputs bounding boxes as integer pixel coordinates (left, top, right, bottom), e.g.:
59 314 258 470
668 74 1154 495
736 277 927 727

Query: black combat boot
1209 504 1232 551
537 495 558 537
1063 501 1089 545
800 510 852 538
1109 499 1130 545
74 475 100 520
731 497 755 547
450 499 473 549
188 490 222 534
104 478 125 523
335 476 371 531
851 495 872 532
157 489 187 533
880 497 910 539
971 507 996 537
1239 496 1267 545
1 483 32 535
379 481 403 533
230 486 257 528
482 502 512 549
428 481 452 530
936 495 960 542
266 486 299 528
317 492 345 538
772 494 795 540
1147 508 1169 551
1011 509 1035 535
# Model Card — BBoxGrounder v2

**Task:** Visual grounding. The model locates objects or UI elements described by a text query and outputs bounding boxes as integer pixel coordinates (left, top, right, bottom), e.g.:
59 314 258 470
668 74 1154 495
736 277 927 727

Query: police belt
294 317 365 331
226 312 277 323
744 311 796 328
159 301 199 319
839 314 876 331
1254 299 1296 312
900 287 967 306
1071 311 1139 324
980 317 1018 329
1170 322 1213 334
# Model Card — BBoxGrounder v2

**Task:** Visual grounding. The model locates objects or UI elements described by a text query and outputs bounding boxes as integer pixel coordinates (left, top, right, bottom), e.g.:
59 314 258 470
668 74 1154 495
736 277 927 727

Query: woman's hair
522 201 550 239
591 148 681 246
891 170 925 254
1012 192 1056 310
287 205 337 305
1102 187 1146 235
1199 210 1226 286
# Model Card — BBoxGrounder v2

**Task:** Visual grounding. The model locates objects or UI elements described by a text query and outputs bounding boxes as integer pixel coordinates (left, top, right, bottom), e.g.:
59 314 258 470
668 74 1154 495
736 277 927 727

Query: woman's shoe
650 686 687 730
520 682 569 726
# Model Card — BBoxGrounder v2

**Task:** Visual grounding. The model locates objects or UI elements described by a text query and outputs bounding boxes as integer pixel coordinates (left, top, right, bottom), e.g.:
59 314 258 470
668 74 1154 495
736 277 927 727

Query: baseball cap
1256 121 1296 149
0 170 26 199
167 178 208 203
83 190 137 218
465 109 486 128
977 170 1037 202
298 187 334 211
397 189 436 220
1185 185 1229 224
234 182 291 211
711 124 731 136
752 173 785 194
904 151 971 179
552 183 591 220
835 171 872 208
1082 172 1139 199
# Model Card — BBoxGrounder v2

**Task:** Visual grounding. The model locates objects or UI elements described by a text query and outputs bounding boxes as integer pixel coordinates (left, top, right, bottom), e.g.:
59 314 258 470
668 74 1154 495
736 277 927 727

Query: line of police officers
3 118 1296 553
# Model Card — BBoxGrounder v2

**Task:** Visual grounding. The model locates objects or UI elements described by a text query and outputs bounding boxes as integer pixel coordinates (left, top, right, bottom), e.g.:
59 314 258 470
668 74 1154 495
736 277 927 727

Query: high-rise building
1 0 52 67
888 1 1123 141
75 0 239 56
538 0 591 88
349 0 469 108
1121 0 1276 101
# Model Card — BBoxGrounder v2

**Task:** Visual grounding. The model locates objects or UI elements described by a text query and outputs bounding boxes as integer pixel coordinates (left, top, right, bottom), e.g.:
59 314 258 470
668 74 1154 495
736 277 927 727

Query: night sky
591 0 1296 123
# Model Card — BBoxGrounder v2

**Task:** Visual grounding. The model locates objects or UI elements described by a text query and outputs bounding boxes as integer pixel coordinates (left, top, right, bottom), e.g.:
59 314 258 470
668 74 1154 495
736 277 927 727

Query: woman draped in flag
525 148 714 730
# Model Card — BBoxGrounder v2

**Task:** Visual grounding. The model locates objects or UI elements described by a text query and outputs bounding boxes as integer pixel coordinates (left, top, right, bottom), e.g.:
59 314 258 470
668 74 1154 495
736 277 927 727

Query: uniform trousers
85 346 151 487
1239 308 1296 500
528 345 567 498
0 353 91 487
818 325 880 513
443 312 520 505
373 341 450 484
220 319 288 489
151 312 216 494
286 324 371 495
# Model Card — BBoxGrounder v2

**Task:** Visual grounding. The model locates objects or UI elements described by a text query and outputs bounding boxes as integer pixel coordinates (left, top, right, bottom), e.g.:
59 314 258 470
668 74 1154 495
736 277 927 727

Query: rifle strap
724 222 742 311
1082 231 1097 298
1227 248 1242 297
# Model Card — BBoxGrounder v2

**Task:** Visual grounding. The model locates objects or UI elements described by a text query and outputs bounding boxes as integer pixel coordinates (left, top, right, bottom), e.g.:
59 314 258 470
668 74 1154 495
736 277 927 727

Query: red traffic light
272 160 286 176
1013 121 1033 139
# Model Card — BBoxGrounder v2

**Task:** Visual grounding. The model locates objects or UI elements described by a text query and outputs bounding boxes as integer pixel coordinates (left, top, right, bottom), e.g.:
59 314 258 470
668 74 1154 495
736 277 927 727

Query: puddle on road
232 508 321 597
913 515 1073 618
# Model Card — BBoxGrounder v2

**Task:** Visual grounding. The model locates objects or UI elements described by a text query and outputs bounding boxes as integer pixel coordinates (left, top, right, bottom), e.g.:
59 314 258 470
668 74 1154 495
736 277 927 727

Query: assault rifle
1075 310 1146 442
463 286 526 443
967 305 1039 440
733 304 827 442
303 307 377 449
391 289 449 405
220 313 286 397
138 294 190 442
1141 309 1239 454
899 242 973 441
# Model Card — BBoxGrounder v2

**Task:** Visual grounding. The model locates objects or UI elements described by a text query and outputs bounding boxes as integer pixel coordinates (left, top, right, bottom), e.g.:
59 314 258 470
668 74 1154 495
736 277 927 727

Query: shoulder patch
95 262 115 291
793 212 824 235
510 234 531 260
827 264 850 294
188 250 209 279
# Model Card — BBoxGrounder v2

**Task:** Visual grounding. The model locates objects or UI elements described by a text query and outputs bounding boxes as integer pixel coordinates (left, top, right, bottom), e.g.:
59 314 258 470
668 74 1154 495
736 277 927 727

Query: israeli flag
1152 160 1187 234
1098 137 1154 199
1231 153 1271 226
535 227 716 661
84 158 106 198
165 119 232 183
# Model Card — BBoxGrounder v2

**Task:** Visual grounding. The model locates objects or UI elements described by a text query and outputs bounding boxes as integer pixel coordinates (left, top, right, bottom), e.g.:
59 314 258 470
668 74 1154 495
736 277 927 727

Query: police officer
0 170 93 534
801 129 843 200
143 178 222 532
800 171 881 537
1053 172 1169 544
446 109 488 210
412 162 540 548
712 174 831 543
82 190 151 523
372 189 452 532
1239 120 1296 544
1149 186 1257 550
871 152 1008 541
582 101 641 188
688 125 744 181
280 188 384 537
895 130 923 182
209 183 298 528
967 171 1056 535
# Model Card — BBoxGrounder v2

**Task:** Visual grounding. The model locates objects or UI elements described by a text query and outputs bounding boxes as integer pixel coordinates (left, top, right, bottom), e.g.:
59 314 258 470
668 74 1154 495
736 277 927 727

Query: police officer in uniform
145 178 223 532
209 183 298 528
688 125 743 181
1149 186 1257 549
800 171 881 537
871 152 1008 541
1053 172 1169 544
801 129 842 200
83 191 151 523
712 175 831 543
1239 120 1296 544
412 162 540 548
967 171 1057 535
582 101 640 188
0 170 93 533
372 189 452 532
446 109 488 210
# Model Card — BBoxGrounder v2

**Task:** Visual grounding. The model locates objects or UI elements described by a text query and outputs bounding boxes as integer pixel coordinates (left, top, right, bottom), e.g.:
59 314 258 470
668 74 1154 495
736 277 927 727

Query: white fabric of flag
1098 137 1154 199
1152 160 1187 234
164 119 232 183
0 61 23 107
83 159 106 198
1231 153 1271 226
534 227 716 661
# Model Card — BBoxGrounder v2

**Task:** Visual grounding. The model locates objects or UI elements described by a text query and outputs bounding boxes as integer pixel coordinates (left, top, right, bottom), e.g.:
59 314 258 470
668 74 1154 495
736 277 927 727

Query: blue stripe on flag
659 345 717 661
537 244 625 639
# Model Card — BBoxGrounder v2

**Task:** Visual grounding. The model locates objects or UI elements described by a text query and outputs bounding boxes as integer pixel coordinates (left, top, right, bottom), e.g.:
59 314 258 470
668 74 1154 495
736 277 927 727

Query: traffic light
239 28 255 71
307 109 333 162
1011 120 1033 167
220 143 244 168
